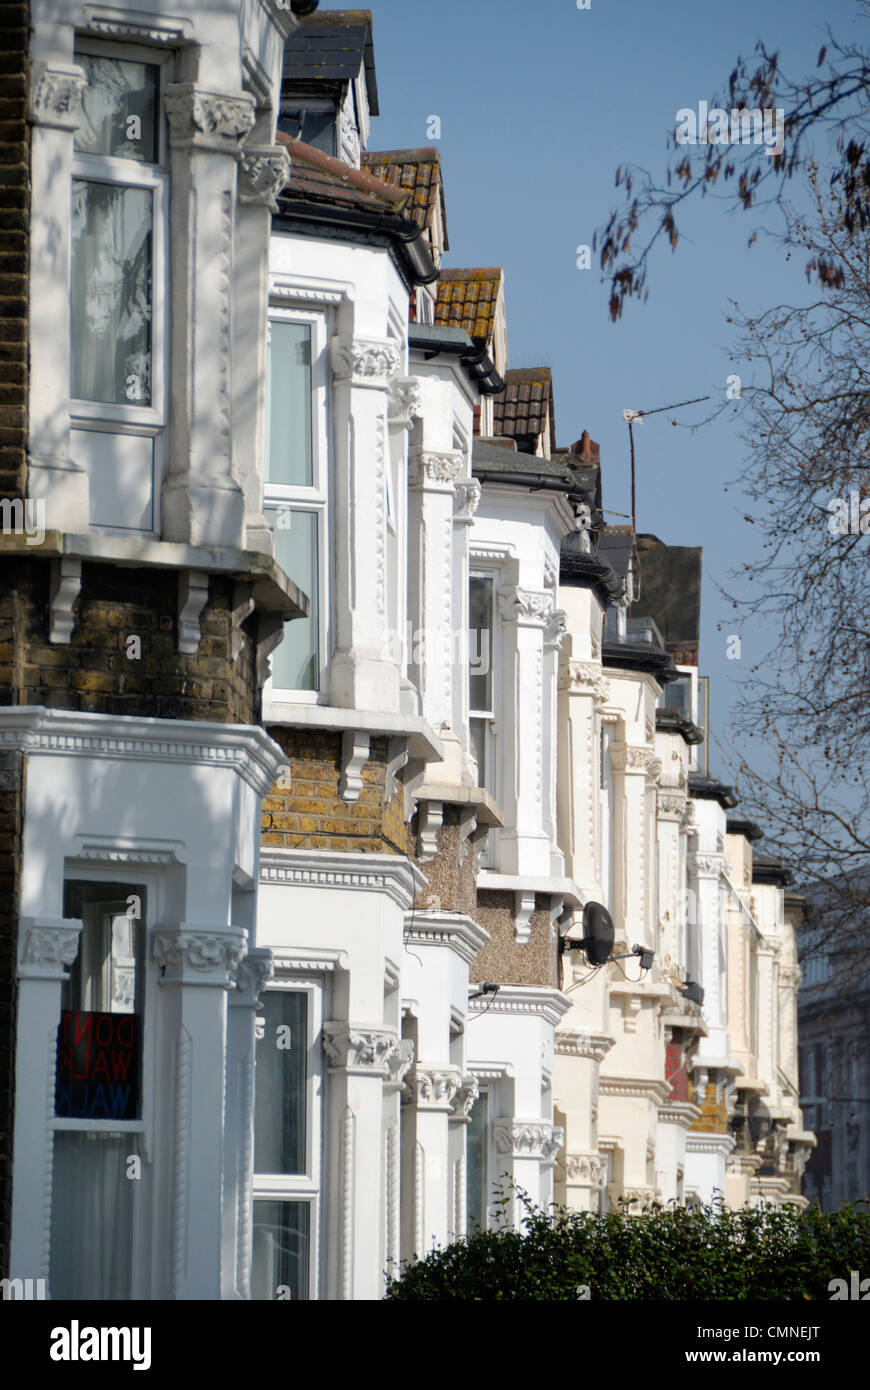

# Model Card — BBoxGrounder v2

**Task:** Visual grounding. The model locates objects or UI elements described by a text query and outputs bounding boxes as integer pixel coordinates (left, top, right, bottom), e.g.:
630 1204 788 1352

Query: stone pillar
234 144 292 555
556 660 610 893
162 85 256 547
610 744 660 945
152 923 246 1299
542 608 568 860
447 1075 478 1239
756 942 779 1097
224 947 273 1299
401 1065 462 1255
26 63 90 530
688 851 728 1054
328 336 404 712
9 917 83 1286
406 448 464 730
493 1119 563 1221
321 1022 394 1299
497 587 554 876
382 1038 413 1281
452 478 481 781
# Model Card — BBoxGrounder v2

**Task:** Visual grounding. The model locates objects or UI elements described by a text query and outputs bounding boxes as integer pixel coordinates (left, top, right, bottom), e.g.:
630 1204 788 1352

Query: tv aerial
561 902 654 971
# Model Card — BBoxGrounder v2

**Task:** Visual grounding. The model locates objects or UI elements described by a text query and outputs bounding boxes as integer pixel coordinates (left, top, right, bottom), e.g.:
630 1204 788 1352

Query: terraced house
0 0 812 1302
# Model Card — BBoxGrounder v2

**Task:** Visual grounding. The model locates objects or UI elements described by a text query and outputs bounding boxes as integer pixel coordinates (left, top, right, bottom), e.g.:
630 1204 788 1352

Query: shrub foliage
385 1191 870 1300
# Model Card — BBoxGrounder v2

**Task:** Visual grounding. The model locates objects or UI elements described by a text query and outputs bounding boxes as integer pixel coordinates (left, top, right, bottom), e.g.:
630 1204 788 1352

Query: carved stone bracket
178 571 209 655
330 335 403 387
153 927 247 984
514 890 536 945
239 144 292 212
688 851 725 879
449 1074 480 1124
416 799 443 860
610 743 658 776
28 63 87 129
164 84 256 153
383 1038 415 1094
230 948 274 1008
544 608 568 651
18 917 83 979
49 558 82 645
453 478 481 524
339 731 370 803
387 376 423 430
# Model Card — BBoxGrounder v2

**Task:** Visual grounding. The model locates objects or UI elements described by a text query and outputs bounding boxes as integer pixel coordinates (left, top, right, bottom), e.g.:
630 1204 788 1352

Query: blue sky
359 0 862 780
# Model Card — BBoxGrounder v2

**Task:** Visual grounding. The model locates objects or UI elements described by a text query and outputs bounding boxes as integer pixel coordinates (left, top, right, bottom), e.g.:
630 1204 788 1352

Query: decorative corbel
230 581 256 662
339 731 370 802
514 891 536 945
177 571 209 655
416 799 443 860
49 558 82 644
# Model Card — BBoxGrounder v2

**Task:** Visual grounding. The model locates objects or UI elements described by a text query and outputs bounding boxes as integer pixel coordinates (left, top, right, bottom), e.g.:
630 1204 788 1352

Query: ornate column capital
164 84 256 153
383 1038 415 1094
238 144 292 211
494 1119 563 1162
544 608 568 651
28 62 87 130
657 790 688 821
230 947 274 1008
17 917 83 979
687 851 725 879
558 659 611 704
329 334 403 387
407 447 464 489
498 586 553 627
610 743 658 776
559 1150 607 1187
453 478 482 523
321 1022 398 1075
152 926 247 985
402 1065 463 1111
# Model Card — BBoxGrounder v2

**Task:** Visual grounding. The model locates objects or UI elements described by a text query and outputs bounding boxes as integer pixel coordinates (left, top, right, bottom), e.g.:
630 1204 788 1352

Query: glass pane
58 883 145 1121
51 1132 139 1299
252 1201 311 1300
268 508 320 691
466 1090 488 1230
266 321 313 487
71 180 153 407
75 54 158 162
470 717 486 788
278 109 336 156
254 991 308 1175
469 576 493 712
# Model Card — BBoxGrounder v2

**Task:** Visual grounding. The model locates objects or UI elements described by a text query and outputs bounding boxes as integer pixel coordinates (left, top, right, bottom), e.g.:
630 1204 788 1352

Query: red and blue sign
55 1011 139 1120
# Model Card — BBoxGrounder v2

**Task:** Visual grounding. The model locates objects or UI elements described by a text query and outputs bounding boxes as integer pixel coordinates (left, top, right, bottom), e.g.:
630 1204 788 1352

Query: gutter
409 327 504 396
275 199 438 286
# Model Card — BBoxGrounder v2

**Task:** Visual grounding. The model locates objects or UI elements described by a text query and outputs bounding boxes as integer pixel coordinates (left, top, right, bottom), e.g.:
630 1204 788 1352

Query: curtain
50 1132 137 1299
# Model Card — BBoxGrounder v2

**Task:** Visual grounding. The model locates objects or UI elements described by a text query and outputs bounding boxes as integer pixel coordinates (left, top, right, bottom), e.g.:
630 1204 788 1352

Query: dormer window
278 103 337 156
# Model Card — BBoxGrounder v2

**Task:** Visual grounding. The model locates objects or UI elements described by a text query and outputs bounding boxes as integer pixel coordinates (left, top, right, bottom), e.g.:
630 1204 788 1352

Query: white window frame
263 305 331 703
252 975 324 1300
71 39 170 536
52 866 161 1302
469 567 500 800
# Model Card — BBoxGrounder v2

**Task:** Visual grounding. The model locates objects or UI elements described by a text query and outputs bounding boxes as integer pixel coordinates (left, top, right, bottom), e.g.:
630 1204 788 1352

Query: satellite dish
581 902 615 967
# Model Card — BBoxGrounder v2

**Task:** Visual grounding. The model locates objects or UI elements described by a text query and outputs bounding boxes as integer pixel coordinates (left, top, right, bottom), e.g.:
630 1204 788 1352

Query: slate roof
435 268 503 345
631 533 702 648
493 368 556 453
283 9 379 115
276 133 409 215
361 148 448 249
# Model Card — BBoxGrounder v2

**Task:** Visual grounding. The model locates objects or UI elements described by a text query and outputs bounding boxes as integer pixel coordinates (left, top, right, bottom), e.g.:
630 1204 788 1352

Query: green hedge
385 1191 870 1300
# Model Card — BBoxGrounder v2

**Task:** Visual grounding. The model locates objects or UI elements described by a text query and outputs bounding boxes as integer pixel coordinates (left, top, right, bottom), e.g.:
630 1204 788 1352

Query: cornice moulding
466 985 572 1028
260 847 425 908
598 1076 672 1102
0 707 284 796
659 1101 703 1129
403 911 490 966
555 1029 614 1062
685 1133 736 1156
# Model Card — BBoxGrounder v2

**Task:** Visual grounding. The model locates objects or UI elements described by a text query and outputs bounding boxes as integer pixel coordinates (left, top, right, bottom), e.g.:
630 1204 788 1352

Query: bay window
264 309 329 697
71 45 168 534
253 980 323 1299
